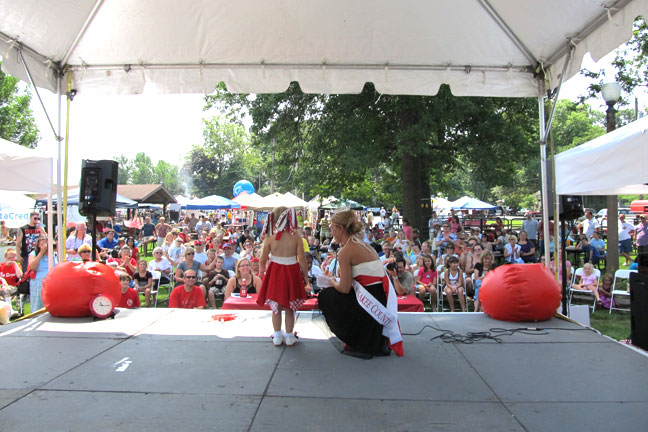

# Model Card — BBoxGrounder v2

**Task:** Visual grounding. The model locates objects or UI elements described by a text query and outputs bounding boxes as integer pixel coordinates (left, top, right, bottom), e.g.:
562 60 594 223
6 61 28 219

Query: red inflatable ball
42 261 121 317
479 264 561 322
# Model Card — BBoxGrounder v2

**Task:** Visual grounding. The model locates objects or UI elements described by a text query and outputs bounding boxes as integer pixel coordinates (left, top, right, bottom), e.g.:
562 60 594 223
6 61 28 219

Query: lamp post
601 82 622 271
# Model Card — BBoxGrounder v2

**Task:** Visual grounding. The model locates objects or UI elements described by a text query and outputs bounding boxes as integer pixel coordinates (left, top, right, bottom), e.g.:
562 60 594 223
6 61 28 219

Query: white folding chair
151 270 173 308
568 267 601 312
437 270 467 312
609 269 638 313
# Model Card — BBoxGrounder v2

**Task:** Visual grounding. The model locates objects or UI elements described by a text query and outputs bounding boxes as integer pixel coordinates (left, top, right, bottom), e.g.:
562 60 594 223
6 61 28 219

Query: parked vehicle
596 207 633 232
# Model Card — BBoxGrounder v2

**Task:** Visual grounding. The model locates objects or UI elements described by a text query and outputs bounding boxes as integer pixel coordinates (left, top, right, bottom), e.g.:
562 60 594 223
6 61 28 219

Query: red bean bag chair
480 264 561 322
42 261 121 317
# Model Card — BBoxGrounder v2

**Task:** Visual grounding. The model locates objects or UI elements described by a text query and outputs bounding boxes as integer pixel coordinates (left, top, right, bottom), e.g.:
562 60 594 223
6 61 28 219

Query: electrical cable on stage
401 324 600 344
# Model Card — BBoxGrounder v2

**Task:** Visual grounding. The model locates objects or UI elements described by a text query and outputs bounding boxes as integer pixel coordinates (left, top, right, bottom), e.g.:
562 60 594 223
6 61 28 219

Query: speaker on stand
79 160 119 261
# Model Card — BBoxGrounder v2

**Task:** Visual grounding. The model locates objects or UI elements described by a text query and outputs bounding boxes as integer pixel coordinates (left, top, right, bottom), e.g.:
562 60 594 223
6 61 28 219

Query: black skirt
318 282 387 355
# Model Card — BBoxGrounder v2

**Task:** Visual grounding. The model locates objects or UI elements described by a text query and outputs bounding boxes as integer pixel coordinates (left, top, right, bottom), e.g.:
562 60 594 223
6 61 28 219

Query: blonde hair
331 210 362 236
235 258 252 280
77 244 92 254
583 262 594 274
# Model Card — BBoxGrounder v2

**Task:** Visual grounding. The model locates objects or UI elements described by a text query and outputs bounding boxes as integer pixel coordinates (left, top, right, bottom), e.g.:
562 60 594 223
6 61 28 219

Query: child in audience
572 263 600 304
443 256 465 312
598 274 614 309
415 254 437 304
117 273 140 309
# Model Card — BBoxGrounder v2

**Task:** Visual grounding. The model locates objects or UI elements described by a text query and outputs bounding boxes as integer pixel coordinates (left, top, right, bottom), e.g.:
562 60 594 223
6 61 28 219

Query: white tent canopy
555 115 648 196
0 138 53 194
1 0 646 97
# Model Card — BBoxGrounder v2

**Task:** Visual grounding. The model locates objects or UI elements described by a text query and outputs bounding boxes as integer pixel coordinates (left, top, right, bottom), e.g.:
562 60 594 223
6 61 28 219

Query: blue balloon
233 180 255 197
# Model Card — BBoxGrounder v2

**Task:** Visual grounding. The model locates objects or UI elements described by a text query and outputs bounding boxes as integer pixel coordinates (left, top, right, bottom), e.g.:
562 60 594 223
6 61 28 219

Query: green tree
0 61 40 147
115 154 133 184
206 83 539 235
153 160 180 194
551 99 605 152
183 117 257 197
131 152 155 184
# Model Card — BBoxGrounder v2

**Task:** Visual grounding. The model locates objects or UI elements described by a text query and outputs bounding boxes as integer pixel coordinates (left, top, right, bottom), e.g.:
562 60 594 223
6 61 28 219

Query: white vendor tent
0 138 55 266
555 115 648 195
0 138 53 194
0 191 36 229
2 0 647 262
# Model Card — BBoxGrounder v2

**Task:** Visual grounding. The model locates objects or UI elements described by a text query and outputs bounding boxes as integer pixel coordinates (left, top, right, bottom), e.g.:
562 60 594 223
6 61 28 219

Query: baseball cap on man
223 243 232 249
194 240 203 246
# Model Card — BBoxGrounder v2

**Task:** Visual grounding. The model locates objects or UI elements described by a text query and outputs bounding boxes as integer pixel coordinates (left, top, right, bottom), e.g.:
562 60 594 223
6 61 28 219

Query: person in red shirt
0 248 23 287
169 270 206 309
117 273 140 309
107 246 138 277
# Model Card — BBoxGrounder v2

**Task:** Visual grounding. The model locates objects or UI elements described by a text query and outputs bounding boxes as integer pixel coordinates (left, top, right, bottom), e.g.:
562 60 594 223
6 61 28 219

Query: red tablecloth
222 293 425 312
397 295 425 312
221 294 319 311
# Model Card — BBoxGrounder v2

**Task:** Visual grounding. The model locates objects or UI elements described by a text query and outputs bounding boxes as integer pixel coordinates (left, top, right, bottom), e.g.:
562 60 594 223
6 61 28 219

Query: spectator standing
188 213 199 232
618 214 635 266
195 215 212 236
65 222 92 261
140 216 157 252
391 207 400 228
521 214 539 249
428 211 441 241
579 211 599 239
28 236 58 311
16 212 46 271
635 214 648 254
155 217 173 247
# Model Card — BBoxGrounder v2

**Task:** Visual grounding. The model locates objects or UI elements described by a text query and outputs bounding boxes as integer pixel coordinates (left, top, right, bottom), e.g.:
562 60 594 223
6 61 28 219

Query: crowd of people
1 205 647 358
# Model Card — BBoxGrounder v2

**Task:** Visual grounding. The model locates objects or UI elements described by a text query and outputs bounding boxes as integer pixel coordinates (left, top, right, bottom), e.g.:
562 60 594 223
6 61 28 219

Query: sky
27 52 637 188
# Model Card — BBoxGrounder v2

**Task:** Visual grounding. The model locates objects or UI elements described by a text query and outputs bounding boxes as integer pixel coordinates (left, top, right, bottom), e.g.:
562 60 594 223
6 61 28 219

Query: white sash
351 274 403 349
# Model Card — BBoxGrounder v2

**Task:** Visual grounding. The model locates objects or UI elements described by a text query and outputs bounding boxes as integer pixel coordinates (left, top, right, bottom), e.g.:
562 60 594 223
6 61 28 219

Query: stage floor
1 309 647 431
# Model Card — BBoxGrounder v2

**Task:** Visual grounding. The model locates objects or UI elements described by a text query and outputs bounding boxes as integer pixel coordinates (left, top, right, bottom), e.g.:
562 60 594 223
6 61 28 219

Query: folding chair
609 269 638 313
568 267 601 312
152 270 173 308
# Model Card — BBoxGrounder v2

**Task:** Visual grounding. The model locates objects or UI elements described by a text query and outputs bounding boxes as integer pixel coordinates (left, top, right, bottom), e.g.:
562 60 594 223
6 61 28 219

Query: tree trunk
401 151 431 240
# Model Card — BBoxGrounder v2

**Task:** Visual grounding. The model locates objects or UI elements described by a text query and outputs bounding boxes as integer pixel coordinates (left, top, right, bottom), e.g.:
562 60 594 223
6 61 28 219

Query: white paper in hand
316 275 338 288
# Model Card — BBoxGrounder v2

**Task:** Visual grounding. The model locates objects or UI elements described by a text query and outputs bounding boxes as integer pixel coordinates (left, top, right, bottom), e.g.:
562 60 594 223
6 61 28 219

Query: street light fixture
602 82 622 132
601 81 622 271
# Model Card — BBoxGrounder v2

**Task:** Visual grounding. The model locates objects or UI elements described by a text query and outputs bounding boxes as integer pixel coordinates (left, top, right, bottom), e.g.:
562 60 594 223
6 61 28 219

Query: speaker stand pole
561 219 568 316
91 212 98 262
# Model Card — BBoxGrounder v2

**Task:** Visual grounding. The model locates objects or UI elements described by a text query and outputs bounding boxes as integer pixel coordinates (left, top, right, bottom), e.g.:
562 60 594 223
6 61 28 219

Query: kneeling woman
318 211 404 358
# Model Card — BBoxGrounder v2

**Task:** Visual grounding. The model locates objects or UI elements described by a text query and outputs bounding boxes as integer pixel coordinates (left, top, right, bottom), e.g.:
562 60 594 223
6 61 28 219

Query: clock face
90 295 114 318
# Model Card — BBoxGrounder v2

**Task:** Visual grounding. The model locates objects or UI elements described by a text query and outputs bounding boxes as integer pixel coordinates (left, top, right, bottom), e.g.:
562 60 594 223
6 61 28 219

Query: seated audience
169 270 206 309
207 256 231 308
443 256 466 312
117 273 140 309
572 262 600 303
504 235 524 264
518 231 536 263
598 274 614 309
133 259 153 307
415 253 437 304
473 250 495 312
224 258 262 300
148 247 172 285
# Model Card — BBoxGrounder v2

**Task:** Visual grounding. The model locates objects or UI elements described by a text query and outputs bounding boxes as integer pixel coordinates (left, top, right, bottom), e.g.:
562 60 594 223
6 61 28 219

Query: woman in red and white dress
257 207 309 347
318 210 404 359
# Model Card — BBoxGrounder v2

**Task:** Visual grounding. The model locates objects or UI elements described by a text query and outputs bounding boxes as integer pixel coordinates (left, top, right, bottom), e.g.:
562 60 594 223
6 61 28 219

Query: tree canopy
0 60 40 148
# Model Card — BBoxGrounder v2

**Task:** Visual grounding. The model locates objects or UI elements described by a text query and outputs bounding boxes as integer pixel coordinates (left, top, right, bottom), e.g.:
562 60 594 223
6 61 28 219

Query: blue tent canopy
452 196 496 210
36 187 138 208
185 195 241 210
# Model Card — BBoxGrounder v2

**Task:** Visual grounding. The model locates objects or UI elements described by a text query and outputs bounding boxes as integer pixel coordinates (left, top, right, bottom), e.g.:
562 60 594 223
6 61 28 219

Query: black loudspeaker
544 160 584 220
78 159 119 217
630 272 648 351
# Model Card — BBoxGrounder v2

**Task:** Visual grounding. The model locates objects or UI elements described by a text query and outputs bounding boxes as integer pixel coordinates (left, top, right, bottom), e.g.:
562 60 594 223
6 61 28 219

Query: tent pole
56 75 65 259
538 92 551 267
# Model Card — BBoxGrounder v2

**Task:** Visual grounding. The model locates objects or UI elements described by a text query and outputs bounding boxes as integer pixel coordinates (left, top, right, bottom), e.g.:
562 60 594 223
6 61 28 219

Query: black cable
401 324 600 344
